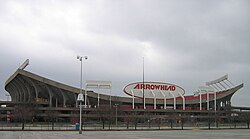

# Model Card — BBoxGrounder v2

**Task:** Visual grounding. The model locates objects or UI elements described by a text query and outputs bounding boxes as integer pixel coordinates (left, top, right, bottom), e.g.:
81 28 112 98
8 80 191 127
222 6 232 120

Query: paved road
0 129 250 139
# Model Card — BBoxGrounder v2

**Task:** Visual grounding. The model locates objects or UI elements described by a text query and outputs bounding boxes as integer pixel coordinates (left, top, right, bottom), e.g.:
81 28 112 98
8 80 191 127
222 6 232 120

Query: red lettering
150 85 155 90
134 83 177 91
171 86 176 91
134 84 140 89
155 85 160 90
167 86 170 90
160 85 165 90
141 84 145 89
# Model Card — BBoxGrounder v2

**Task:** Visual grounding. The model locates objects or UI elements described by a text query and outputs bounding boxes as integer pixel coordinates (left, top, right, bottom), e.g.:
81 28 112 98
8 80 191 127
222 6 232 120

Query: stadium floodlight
77 55 88 134
85 80 112 108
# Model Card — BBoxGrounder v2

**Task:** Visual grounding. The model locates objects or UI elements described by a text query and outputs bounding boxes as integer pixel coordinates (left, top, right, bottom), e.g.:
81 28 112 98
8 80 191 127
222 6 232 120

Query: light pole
77 55 87 134
114 104 119 127
142 57 145 109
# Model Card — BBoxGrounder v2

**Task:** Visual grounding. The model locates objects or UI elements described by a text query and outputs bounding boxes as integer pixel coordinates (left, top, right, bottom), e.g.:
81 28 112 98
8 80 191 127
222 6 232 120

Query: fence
0 121 249 131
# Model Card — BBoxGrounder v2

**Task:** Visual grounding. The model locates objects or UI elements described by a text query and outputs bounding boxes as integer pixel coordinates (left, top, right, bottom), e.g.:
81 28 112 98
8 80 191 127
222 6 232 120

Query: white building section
124 82 185 99
85 80 112 108
169 91 176 110
160 91 167 109
131 90 135 109
178 91 185 110
205 75 236 111
124 82 185 110
197 86 214 111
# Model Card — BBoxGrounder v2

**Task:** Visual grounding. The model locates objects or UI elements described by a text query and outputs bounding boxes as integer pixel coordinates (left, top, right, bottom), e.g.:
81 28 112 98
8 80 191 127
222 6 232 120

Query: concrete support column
150 90 156 109
8 85 16 102
60 89 68 107
74 94 78 108
56 98 58 108
214 92 217 111
140 90 146 109
178 92 185 110
85 90 88 108
109 95 112 109
169 92 176 110
24 77 40 101
97 93 100 108
12 81 22 102
16 78 28 102
131 90 135 109
160 91 166 110
25 84 32 102
200 93 202 111
98 86 100 108
207 93 209 110
45 85 54 107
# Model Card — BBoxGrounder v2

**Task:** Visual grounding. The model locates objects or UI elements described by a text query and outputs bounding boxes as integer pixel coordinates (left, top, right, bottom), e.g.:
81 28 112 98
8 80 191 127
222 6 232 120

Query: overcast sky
0 0 249 106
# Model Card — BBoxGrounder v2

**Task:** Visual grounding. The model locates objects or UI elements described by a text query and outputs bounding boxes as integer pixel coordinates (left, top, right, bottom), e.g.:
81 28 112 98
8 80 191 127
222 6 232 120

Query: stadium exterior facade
5 68 243 111
3 61 246 127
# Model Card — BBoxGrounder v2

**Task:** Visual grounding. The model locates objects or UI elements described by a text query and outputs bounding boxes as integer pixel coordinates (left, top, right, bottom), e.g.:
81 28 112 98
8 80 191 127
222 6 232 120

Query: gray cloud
0 0 249 106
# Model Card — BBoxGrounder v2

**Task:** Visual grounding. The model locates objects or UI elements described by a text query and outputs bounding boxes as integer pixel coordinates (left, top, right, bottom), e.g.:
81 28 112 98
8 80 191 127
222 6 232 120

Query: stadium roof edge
5 69 80 94
5 68 20 87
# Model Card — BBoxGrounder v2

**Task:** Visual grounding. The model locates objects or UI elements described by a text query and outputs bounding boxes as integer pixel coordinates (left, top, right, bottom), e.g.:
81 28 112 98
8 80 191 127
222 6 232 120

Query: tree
45 109 59 130
13 103 36 130
94 105 111 130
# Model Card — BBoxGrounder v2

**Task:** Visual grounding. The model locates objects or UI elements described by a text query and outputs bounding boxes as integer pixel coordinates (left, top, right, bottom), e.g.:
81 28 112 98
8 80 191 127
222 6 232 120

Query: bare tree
13 103 36 130
93 105 111 129
45 109 59 130
239 112 250 129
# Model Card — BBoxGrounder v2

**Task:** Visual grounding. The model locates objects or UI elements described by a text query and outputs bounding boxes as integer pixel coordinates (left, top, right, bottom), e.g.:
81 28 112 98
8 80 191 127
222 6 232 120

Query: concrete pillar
207 93 209 110
178 92 185 110
200 93 202 111
150 90 156 109
169 92 176 110
12 81 22 102
160 91 166 110
131 90 135 109
17 77 29 102
60 89 68 107
45 85 54 107
24 77 40 101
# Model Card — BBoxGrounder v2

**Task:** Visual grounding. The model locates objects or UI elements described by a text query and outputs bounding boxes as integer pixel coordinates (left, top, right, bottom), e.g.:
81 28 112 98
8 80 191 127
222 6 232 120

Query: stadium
1 59 249 130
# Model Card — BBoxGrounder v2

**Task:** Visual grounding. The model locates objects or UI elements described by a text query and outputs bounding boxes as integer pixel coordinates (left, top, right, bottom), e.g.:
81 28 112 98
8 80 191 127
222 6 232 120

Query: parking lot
0 129 250 139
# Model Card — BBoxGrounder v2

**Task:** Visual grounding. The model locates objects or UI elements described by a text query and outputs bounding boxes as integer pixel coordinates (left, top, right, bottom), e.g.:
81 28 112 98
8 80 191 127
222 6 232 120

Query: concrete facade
5 68 243 110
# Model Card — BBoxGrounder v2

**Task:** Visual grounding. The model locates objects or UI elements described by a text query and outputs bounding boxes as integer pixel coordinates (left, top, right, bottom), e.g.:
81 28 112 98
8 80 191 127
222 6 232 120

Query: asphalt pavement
0 129 250 139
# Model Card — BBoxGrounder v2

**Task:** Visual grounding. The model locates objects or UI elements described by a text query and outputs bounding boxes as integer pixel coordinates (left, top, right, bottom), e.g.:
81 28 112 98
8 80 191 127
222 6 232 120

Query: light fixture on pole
77 55 87 134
